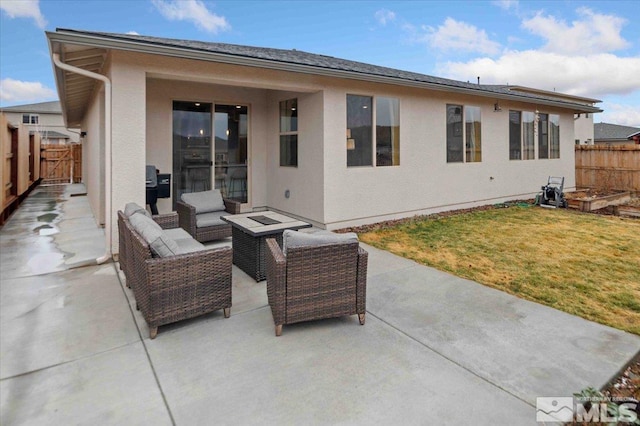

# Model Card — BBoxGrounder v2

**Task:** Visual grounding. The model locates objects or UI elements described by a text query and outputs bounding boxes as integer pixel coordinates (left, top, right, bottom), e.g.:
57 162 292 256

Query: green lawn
359 205 640 335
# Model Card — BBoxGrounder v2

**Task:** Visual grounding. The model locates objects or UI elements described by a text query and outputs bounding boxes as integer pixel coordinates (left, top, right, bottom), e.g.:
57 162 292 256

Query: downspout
51 53 112 264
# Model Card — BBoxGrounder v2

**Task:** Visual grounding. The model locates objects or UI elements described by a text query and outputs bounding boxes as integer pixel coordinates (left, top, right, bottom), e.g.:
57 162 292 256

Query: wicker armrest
356 246 368 313
153 212 179 229
224 198 241 214
176 201 197 237
265 238 287 325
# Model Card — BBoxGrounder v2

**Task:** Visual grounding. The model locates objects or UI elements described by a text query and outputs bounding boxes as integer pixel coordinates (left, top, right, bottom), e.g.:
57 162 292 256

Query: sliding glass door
172 101 248 208
214 105 248 203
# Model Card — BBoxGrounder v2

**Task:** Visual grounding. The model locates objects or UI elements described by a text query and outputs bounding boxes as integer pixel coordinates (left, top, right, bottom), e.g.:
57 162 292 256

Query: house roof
0 101 62 114
47 28 603 126
594 123 640 141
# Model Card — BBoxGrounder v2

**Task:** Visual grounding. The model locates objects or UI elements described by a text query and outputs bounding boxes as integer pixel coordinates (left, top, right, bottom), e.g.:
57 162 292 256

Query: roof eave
47 29 602 114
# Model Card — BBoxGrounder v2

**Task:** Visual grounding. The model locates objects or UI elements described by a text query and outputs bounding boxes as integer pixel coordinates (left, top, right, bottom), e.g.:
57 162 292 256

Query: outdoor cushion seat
195 211 227 228
177 189 240 243
117 207 232 339
265 230 368 336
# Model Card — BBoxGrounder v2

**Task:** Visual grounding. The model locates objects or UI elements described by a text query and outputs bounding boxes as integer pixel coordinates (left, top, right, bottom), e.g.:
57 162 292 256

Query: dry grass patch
359 206 640 335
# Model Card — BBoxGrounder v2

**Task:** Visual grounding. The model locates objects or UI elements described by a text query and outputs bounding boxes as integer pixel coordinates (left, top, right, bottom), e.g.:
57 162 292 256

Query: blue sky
1 0 639 126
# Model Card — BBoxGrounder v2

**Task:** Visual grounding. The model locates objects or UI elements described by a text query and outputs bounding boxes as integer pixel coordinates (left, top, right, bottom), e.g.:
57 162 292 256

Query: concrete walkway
1 184 638 425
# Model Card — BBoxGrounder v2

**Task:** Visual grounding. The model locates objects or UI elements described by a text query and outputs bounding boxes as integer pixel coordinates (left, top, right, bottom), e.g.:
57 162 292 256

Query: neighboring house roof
30 130 71 139
47 28 602 126
594 123 640 142
0 101 62 114
627 130 640 139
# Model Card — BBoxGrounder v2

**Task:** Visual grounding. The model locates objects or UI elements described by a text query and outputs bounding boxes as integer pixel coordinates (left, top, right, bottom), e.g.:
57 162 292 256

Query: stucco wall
106 50 578 246
574 113 594 145
321 80 576 228
81 88 105 225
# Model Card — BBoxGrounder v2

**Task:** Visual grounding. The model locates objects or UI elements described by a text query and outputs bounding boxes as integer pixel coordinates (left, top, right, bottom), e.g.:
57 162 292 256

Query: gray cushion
129 213 179 258
124 202 151 218
181 190 225 214
282 229 359 255
196 211 227 228
164 227 193 241
175 238 206 255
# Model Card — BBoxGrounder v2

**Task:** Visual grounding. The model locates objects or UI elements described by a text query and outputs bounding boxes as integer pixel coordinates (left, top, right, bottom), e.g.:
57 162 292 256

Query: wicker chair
118 211 232 339
117 210 178 289
265 236 368 336
176 192 241 243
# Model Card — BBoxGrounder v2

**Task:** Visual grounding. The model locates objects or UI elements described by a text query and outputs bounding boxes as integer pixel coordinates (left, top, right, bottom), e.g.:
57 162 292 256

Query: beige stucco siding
321 81 576 228
103 50 577 250
81 88 105 225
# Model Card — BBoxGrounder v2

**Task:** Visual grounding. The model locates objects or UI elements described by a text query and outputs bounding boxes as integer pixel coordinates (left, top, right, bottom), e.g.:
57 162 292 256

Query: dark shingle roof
0 101 61 114
54 29 601 112
594 123 640 141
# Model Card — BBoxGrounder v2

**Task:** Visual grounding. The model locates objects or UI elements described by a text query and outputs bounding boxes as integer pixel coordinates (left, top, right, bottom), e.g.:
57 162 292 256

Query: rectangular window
465 106 481 162
279 98 298 167
522 111 535 160
509 110 521 160
550 114 560 158
347 95 373 167
538 113 549 159
22 114 38 124
376 97 400 166
447 105 481 163
446 104 464 163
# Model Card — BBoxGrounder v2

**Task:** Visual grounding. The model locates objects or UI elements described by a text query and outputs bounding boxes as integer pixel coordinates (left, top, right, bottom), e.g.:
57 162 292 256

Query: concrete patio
1 184 638 425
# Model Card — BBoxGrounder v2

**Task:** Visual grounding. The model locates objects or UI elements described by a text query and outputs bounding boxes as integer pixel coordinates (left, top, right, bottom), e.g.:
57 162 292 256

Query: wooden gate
40 144 82 184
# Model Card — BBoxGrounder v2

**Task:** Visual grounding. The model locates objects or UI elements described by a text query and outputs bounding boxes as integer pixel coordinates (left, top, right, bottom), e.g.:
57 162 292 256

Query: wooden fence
40 144 82 184
575 145 640 193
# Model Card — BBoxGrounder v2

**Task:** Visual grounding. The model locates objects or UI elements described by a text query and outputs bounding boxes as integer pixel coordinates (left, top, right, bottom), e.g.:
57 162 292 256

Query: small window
279 98 298 167
538 113 549 159
376 97 400 166
509 111 522 160
30 115 39 124
522 111 535 160
550 114 560 158
347 95 373 167
447 105 481 163
22 114 30 124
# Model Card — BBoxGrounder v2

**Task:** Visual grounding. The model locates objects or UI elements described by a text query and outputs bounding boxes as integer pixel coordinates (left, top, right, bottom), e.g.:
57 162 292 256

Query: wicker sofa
265 230 368 336
176 189 240 243
117 204 232 339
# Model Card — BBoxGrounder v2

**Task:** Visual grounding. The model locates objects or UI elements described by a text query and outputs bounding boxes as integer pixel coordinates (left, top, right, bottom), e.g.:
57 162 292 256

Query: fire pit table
221 211 311 281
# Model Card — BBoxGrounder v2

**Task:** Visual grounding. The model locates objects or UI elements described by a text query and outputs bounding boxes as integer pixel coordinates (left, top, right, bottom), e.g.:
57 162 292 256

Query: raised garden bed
565 189 631 212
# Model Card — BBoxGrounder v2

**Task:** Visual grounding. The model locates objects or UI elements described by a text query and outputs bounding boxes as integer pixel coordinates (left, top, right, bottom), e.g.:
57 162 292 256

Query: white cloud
599 102 640 128
152 0 230 33
492 0 519 11
418 18 502 56
0 78 57 103
522 8 629 55
0 0 46 29
437 50 640 98
126 31 140 35
375 9 396 26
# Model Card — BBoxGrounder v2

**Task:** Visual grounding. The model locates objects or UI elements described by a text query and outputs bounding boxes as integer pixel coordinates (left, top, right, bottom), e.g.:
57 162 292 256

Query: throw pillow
129 213 178 257
124 202 151 218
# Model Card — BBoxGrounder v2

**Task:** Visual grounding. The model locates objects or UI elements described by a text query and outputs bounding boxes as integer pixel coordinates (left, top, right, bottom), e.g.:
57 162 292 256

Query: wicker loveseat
117 203 232 339
176 189 240 243
265 230 368 336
